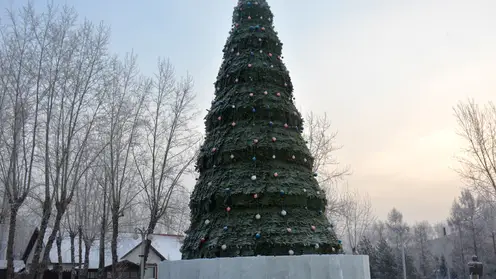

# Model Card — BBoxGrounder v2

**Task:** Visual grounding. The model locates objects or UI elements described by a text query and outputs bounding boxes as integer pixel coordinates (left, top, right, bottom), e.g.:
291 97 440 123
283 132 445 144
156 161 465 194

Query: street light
135 227 152 279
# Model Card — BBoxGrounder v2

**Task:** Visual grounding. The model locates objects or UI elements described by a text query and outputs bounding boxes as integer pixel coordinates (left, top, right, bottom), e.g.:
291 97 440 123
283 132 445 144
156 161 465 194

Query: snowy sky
2 0 495 223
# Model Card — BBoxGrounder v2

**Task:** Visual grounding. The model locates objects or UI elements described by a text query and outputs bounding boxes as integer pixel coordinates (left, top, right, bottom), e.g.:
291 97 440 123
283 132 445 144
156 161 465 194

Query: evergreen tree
403 248 420 279
358 236 379 278
181 0 340 259
374 238 398 278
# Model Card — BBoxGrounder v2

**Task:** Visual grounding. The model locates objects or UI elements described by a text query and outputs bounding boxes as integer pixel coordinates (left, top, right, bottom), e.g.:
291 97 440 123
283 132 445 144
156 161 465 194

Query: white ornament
221 244 227 250
251 175 257 181
208 182 212 186
230 154 235 159
235 78 239 82
204 219 210 225
259 50 263 53
327 227 333 232
270 65 274 68
259 38 262 42
304 158 307 162
255 214 261 220
232 105 235 108
315 244 320 249
272 155 276 159
292 155 295 159
303 189 307 192
231 48 234 52
316 191 320 194
281 210 287 216
236 52 240 56
289 250 294 255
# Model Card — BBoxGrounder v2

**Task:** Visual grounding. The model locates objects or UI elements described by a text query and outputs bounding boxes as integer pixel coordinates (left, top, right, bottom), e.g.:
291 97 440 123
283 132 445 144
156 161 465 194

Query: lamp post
135 227 151 279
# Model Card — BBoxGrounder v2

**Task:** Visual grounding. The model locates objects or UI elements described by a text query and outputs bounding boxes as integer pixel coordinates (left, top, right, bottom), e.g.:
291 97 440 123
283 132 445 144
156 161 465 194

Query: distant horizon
1 0 494 224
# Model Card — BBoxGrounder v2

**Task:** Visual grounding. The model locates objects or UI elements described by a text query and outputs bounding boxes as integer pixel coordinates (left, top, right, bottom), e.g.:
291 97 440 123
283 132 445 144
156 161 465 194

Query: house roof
23 229 184 269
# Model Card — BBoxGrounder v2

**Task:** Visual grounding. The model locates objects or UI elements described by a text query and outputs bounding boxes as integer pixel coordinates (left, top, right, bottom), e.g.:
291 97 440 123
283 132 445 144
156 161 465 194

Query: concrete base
158 255 371 279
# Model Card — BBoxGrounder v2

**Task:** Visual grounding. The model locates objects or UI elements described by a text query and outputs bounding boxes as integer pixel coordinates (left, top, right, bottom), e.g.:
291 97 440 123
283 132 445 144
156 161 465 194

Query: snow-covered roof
30 230 183 269
0 260 25 272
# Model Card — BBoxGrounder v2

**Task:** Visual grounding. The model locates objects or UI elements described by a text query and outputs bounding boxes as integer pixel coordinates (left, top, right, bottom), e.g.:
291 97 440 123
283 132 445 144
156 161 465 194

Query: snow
0 260 25 272
40 230 183 269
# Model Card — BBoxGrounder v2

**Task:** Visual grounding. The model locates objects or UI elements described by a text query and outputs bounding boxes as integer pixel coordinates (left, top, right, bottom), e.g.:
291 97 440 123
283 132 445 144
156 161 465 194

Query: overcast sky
2 0 495 223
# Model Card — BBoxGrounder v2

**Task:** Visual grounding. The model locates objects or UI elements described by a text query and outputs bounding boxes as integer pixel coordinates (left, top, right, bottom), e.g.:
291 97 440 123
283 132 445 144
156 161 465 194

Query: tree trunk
56 233 63 279
70 234 76 279
38 208 65 279
78 227 82 279
5 205 18 279
98 215 106 279
83 241 91 279
142 217 158 268
29 199 51 279
111 210 119 279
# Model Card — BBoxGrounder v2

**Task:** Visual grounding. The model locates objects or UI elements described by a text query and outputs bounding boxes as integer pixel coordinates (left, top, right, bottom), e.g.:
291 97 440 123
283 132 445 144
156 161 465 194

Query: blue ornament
252 156 256 161
255 25 260 30
338 240 342 244
223 226 228 231
250 51 254 56
255 233 261 239
280 190 285 196
313 173 318 177
318 210 323 215
269 121 273 126
225 188 231 192
247 1 252 6
249 26 255 31
252 107 256 113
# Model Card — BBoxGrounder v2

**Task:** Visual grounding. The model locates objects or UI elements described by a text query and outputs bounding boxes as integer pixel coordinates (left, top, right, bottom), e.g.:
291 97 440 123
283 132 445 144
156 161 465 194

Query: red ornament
253 139 259 144
272 137 276 142
248 64 252 68
284 123 288 128
287 228 292 233
278 56 281 60
264 90 268 95
311 226 316 231
218 116 222 121
268 53 273 57
261 27 265 31
248 16 252 20
231 122 236 127
253 193 258 199
226 207 231 212
274 172 279 177
249 93 254 97
236 23 239 27
276 92 281 97
201 238 206 243
212 147 217 152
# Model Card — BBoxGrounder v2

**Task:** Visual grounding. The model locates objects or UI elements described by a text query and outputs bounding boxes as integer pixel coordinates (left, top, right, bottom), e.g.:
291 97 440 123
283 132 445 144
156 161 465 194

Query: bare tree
0 3 111 278
338 184 375 254
100 53 148 279
304 112 350 218
77 169 104 278
0 4 43 278
454 100 496 200
133 59 199 266
64 203 79 279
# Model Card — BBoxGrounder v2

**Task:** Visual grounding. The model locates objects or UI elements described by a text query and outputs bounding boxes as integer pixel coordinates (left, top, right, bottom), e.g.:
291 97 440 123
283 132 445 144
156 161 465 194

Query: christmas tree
181 0 340 259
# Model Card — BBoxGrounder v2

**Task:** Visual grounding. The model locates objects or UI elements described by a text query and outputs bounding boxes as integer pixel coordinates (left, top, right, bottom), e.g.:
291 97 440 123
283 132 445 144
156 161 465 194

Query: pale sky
2 0 495 223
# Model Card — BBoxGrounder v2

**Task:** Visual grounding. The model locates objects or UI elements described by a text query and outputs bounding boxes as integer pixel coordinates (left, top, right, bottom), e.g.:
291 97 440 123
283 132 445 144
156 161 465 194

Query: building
22 228 183 279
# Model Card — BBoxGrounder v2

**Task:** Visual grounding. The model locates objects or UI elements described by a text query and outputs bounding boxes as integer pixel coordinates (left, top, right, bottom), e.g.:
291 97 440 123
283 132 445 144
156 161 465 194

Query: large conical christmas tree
181 0 341 259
